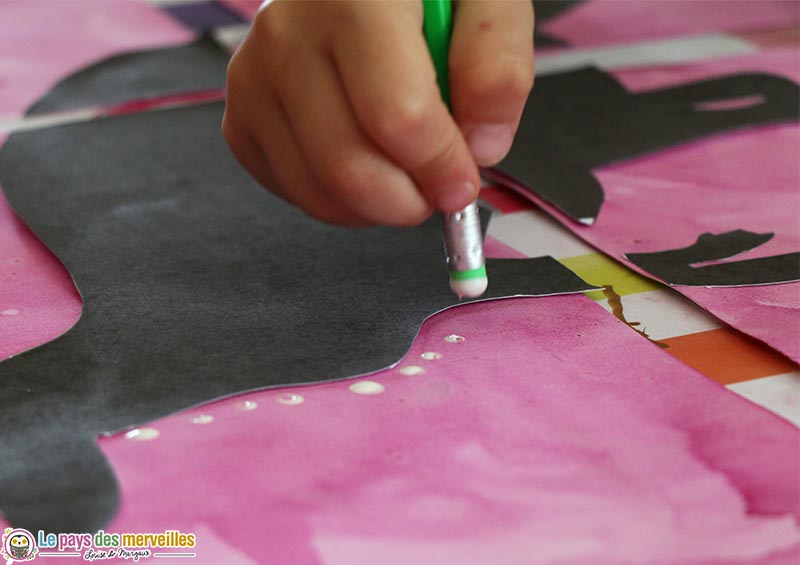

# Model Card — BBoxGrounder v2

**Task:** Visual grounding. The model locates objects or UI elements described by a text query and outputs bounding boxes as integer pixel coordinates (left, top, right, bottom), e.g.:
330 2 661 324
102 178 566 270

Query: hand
223 0 534 226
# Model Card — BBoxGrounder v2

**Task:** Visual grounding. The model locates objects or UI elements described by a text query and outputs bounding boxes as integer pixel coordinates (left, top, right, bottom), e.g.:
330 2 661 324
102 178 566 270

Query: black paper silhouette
494 67 800 223
626 231 800 286
27 35 229 116
0 90 595 533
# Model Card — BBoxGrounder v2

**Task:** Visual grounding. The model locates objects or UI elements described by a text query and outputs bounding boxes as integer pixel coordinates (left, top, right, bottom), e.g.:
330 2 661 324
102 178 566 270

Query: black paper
494 67 800 223
625 231 800 286
0 100 596 532
162 0 246 30
27 35 229 116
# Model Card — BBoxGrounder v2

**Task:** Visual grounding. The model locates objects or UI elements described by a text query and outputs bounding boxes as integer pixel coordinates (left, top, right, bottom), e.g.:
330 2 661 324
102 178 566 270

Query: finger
449 0 535 166
331 1 481 212
277 45 434 226
225 22 371 226
222 105 371 227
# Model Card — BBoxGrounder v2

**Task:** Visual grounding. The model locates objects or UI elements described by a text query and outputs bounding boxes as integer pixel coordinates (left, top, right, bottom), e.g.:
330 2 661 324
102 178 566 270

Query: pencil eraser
450 276 488 299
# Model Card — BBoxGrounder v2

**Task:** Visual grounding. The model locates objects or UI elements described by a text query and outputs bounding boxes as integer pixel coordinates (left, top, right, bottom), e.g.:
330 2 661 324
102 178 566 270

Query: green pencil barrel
422 0 453 108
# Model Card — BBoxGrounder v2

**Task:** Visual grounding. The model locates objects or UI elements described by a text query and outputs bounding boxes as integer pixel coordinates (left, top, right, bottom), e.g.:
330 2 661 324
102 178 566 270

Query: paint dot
444 334 465 343
192 414 214 424
420 352 443 360
276 393 304 405
1 309 20 316
349 380 385 395
125 428 159 441
398 365 425 376
236 400 258 411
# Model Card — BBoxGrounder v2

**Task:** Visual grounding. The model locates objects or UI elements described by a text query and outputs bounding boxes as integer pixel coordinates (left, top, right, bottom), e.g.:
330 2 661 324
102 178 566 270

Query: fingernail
435 181 476 213
467 123 514 165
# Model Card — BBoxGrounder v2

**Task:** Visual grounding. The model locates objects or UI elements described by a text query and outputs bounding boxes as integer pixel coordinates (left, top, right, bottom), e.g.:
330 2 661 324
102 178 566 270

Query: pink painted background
491 48 800 362
91 297 799 564
540 0 799 48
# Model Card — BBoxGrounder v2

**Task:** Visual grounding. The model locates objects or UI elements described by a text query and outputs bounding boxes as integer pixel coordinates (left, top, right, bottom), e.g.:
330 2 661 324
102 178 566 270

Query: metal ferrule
442 202 485 272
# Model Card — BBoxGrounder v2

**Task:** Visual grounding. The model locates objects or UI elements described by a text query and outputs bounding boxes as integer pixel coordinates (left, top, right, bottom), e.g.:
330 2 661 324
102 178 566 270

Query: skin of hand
223 0 534 227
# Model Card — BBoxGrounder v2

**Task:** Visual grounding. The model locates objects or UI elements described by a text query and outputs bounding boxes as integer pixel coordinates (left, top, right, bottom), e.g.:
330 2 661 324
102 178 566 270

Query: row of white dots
125 336 465 441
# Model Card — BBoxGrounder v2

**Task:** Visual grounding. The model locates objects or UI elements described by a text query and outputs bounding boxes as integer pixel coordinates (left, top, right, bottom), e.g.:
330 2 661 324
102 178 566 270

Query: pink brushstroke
541 0 799 48
491 49 800 361
0 187 81 360
84 296 799 564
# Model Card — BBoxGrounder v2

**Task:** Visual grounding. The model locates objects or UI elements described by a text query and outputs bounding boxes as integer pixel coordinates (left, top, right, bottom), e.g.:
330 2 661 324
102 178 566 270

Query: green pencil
423 0 487 299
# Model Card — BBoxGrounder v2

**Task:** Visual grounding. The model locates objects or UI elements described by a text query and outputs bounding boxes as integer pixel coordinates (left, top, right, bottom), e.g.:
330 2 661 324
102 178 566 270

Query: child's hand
223 0 534 226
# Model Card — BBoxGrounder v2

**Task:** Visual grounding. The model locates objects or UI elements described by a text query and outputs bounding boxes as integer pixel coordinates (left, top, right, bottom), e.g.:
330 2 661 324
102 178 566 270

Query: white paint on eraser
450 276 488 299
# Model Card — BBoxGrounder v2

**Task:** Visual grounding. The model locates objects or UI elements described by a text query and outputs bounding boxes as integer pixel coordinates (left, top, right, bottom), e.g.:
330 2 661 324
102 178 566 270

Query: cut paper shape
626 230 800 286
488 50 800 361
27 36 229 116
496 67 799 223
0 99 595 532
91 297 800 564
661 327 800 386
2 35 228 362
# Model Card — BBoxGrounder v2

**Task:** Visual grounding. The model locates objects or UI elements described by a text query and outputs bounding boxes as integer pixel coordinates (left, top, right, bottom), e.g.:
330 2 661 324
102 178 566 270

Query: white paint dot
444 334 465 343
236 400 258 411
349 380 385 395
276 393 304 405
1 309 20 316
398 365 425 376
125 428 159 441
420 352 443 360
192 414 214 424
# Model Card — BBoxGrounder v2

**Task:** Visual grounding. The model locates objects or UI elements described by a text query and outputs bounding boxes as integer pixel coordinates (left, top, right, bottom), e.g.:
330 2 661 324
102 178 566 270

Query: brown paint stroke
602 285 669 349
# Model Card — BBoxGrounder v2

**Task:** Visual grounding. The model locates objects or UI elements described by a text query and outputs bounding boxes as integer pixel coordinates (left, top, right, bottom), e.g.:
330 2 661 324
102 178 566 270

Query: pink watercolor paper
492 49 800 361
0 1 190 359
541 0 799 49
0 0 192 119
0 188 81 360
79 296 800 564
